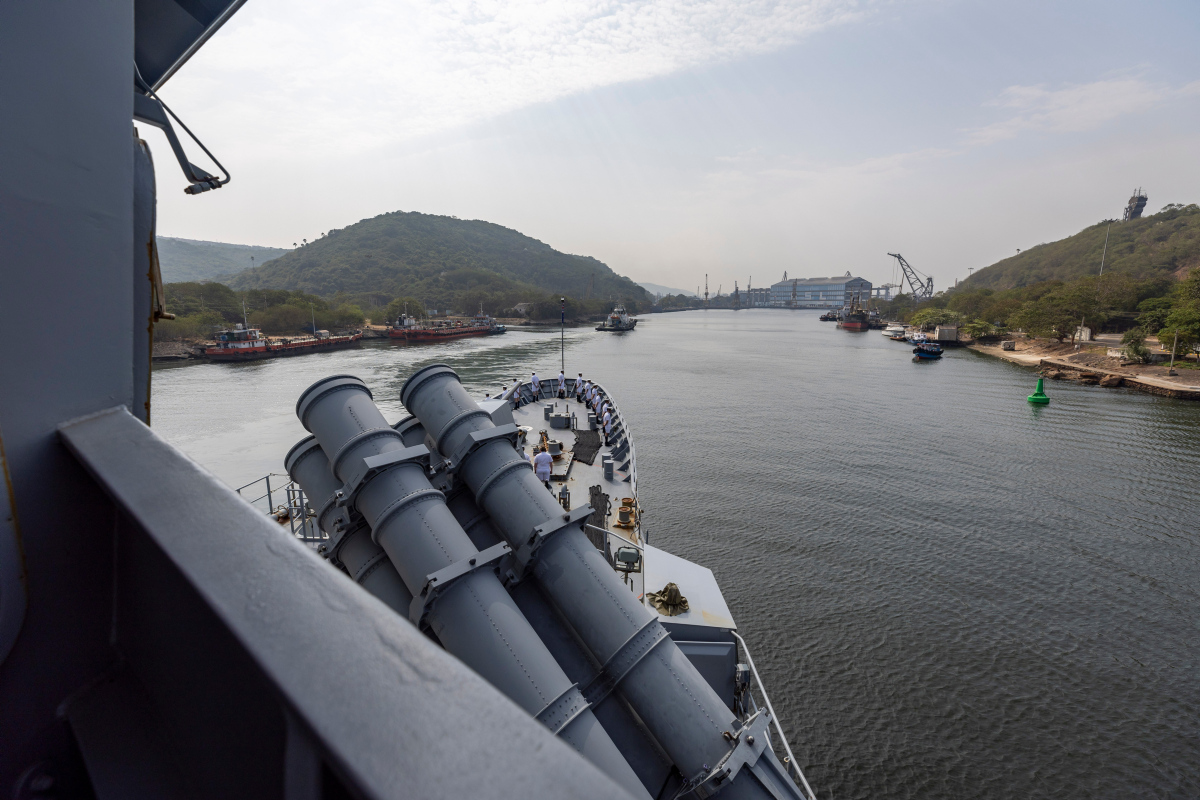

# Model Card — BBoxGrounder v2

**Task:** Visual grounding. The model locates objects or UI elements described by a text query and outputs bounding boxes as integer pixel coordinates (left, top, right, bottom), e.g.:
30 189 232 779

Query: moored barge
204 325 362 361
389 310 504 342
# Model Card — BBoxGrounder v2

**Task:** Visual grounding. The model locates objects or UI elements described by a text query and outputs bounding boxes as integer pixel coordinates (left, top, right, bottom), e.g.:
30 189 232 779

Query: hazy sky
149 0 1200 292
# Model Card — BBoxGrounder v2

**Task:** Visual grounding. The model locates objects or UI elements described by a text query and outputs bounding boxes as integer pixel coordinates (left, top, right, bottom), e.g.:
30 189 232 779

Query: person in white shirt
602 409 612 444
575 374 585 400
532 447 553 487
530 371 540 398
519 447 531 462
556 371 566 397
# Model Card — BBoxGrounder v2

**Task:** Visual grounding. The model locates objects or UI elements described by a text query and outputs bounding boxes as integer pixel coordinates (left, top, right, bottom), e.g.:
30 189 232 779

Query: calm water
153 310 1200 799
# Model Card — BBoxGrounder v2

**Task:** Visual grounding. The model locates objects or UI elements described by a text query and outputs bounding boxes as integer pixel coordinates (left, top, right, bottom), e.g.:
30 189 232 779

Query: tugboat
204 324 362 362
913 341 944 359
595 303 638 331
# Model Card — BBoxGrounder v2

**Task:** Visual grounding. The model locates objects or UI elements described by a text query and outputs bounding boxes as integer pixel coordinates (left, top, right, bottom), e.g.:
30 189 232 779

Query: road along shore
967 341 1200 401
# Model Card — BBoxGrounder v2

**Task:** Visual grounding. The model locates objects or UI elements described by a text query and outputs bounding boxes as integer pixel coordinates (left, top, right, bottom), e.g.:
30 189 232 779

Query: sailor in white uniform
530 371 540 398
602 410 613 444
532 447 554 487
574 374 585 400
557 371 566 397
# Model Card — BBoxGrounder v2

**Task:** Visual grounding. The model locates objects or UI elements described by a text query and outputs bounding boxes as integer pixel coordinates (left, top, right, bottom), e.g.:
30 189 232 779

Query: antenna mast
704 275 709 308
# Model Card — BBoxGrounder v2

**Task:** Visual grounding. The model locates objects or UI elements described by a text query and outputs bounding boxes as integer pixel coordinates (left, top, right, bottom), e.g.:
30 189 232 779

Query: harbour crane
704 274 709 307
733 281 741 309
887 253 934 303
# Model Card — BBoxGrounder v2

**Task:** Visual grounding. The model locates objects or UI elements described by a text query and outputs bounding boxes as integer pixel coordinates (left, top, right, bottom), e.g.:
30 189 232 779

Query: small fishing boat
908 331 928 344
883 323 906 339
913 342 944 359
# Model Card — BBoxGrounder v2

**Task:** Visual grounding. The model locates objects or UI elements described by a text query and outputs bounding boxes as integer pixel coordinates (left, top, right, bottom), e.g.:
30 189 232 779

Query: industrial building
769 274 873 308
742 287 772 307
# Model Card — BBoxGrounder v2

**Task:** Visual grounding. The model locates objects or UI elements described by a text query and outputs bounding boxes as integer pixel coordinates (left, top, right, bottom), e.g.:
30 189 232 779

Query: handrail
730 630 818 800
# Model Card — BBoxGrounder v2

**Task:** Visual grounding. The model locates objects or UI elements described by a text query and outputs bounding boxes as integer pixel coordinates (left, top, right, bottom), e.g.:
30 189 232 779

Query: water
152 310 1200 799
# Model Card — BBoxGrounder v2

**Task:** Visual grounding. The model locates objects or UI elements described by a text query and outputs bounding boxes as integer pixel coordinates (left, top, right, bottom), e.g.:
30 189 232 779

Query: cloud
965 77 1200 146
168 0 877 155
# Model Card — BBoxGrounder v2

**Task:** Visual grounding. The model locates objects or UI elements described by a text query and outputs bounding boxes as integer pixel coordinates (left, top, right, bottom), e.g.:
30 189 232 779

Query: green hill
157 237 289 283
225 211 649 312
964 204 1200 291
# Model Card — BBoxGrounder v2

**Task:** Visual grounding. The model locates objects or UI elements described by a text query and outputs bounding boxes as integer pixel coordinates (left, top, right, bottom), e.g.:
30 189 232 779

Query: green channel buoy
1028 377 1050 404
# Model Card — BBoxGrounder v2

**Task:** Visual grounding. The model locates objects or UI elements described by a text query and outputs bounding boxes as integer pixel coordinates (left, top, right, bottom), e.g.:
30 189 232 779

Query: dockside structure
769 275 872 308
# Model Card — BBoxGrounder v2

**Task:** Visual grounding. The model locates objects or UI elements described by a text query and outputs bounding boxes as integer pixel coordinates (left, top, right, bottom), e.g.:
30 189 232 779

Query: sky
148 0 1200 293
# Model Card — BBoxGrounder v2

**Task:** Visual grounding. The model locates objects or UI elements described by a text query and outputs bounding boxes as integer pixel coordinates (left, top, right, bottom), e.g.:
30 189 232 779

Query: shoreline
967 342 1200 401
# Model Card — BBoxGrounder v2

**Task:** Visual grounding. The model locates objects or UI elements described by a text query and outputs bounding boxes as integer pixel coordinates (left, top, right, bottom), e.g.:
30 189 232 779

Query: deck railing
235 473 326 546
732 631 818 800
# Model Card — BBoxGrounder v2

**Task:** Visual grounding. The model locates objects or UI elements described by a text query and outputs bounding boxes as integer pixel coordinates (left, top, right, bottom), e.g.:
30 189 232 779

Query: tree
1011 295 1080 341
1135 296 1174 333
1121 328 1153 363
1158 307 1200 358
961 319 995 339
910 309 964 330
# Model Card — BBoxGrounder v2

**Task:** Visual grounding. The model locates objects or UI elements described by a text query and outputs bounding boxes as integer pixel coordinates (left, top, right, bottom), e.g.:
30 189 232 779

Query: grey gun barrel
401 365 804 799
295 376 648 799
285 435 413 615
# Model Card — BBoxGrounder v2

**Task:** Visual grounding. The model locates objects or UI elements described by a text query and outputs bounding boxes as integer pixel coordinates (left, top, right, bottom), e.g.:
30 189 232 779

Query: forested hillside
225 211 648 313
964 204 1200 290
157 237 289 283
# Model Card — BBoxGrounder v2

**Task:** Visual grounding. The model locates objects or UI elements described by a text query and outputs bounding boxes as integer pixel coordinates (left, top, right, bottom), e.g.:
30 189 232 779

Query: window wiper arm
133 64 230 195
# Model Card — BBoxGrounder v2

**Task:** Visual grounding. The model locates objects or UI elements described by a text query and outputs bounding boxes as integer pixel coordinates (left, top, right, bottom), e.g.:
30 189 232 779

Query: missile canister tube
295 376 649 799
285 436 413 615
441 484 679 793
401 365 796 799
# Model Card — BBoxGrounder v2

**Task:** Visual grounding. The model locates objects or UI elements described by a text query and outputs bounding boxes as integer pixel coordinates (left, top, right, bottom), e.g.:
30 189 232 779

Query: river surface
152 310 1200 800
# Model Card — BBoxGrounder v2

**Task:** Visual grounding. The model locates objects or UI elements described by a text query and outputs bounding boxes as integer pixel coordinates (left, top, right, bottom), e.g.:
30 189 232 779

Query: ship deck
500 383 645 600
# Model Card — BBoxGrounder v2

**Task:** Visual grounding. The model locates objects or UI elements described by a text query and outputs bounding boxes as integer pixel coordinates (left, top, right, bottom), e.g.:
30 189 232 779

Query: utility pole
242 297 248 330
1169 328 1179 374
1098 223 1111 277
310 303 316 334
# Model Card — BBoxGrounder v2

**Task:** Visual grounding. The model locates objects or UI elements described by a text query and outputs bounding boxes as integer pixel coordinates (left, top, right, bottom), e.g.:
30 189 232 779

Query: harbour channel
153 308 1200 800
